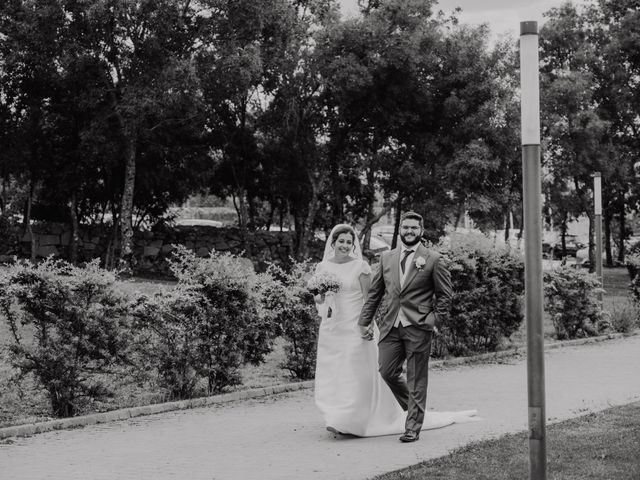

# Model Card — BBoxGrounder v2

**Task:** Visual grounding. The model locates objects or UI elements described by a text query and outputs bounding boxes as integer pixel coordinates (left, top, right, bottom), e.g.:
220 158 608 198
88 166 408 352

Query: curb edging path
0 382 313 440
1 330 637 440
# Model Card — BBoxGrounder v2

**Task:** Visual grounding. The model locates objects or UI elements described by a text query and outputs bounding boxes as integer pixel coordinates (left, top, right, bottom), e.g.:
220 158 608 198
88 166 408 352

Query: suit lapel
389 247 402 293
401 244 428 293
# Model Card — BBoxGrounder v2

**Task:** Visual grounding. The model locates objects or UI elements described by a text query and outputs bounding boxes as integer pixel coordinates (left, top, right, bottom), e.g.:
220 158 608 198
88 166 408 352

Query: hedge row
0 235 633 419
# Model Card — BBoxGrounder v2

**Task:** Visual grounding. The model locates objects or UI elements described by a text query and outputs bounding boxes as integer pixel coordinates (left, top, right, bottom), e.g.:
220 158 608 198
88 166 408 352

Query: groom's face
399 219 422 247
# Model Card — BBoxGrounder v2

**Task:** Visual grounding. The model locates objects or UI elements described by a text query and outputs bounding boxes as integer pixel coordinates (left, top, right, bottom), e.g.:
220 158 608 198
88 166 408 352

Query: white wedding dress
314 257 478 437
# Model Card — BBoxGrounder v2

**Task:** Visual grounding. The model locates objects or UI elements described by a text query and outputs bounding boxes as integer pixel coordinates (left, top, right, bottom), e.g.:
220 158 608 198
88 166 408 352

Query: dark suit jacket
358 243 453 341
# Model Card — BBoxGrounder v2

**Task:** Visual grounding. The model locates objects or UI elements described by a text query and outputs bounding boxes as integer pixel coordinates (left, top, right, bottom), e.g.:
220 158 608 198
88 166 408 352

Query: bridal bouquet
306 271 342 296
307 271 341 320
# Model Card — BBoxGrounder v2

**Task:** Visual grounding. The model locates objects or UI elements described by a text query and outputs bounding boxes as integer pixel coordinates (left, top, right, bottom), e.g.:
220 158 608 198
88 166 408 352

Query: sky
339 0 591 40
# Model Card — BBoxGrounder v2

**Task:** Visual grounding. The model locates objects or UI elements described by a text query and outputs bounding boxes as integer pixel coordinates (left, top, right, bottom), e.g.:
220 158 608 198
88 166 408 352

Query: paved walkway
1 336 640 480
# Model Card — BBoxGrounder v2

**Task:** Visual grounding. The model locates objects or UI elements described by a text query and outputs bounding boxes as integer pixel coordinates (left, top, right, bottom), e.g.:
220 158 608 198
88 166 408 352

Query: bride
313 224 477 437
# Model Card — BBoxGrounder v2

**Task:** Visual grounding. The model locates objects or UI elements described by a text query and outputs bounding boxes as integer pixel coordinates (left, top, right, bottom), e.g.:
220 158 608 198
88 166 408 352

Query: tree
196 0 305 251
1 1 209 267
540 3 610 267
589 0 640 263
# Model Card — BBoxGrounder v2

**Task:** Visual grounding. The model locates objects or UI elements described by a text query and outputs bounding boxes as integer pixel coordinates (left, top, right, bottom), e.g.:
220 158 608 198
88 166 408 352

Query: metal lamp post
593 173 603 298
520 21 547 480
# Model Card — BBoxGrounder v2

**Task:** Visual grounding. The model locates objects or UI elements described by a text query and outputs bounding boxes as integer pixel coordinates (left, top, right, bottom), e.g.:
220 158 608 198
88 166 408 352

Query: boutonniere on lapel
414 256 426 271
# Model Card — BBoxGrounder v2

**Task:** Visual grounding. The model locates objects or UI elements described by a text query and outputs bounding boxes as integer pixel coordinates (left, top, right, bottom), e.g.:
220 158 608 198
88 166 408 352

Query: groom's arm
358 255 386 328
432 255 453 326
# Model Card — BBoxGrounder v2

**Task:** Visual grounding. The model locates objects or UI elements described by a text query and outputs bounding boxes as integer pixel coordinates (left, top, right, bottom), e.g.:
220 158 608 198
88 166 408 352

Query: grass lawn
373 401 640 480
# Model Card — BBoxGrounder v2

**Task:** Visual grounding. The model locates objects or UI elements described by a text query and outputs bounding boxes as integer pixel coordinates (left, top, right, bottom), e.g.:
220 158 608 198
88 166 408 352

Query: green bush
432 232 525 357
625 252 640 282
133 246 278 397
628 253 640 308
543 266 606 340
132 286 209 399
608 300 639 334
263 260 318 380
0 258 133 417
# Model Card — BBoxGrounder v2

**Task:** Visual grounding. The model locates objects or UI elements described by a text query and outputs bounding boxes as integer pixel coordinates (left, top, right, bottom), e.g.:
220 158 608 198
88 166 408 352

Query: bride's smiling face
333 233 354 260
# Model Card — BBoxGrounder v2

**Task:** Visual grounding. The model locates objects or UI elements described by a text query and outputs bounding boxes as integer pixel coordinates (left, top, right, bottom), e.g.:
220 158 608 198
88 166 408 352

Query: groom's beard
400 233 422 247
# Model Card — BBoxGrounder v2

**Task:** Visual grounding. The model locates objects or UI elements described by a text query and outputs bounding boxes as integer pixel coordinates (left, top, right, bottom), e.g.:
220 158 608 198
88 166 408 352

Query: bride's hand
359 325 373 341
314 293 325 304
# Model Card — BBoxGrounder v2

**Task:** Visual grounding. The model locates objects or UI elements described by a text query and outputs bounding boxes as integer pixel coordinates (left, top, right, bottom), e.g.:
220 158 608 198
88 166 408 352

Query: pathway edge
1 329 637 440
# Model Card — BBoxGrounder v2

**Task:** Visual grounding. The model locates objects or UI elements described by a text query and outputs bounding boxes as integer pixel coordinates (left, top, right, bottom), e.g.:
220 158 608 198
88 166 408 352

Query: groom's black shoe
399 430 419 443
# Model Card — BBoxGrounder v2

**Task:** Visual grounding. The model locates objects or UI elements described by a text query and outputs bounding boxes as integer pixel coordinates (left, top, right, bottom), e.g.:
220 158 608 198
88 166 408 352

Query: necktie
401 249 413 274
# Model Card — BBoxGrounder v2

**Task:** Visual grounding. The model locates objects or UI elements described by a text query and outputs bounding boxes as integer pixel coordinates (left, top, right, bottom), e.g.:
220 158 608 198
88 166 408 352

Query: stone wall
0 222 324 276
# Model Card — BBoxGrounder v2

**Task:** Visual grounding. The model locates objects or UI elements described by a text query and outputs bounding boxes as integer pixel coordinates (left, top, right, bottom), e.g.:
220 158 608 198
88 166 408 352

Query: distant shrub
432 232 525 357
133 246 278 397
0 259 133 417
625 253 640 282
607 300 639 334
544 266 606 340
263 260 318 380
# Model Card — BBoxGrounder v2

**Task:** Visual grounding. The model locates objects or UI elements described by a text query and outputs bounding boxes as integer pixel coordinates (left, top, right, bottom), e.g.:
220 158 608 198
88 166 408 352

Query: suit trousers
378 324 432 433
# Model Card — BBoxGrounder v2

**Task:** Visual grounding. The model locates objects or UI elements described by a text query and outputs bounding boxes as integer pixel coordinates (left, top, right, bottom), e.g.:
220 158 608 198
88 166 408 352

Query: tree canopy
0 0 639 263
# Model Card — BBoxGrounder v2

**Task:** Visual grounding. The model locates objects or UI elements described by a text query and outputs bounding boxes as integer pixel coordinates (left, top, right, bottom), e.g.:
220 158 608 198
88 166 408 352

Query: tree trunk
265 203 275 231
586 211 595 273
105 209 119 270
1 170 7 216
247 195 256 229
69 192 80 265
359 204 393 241
392 195 402 249
231 187 251 254
297 174 323 260
618 204 626 264
504 211 511 244
453 204 464 229
119 130 137 269
279 198 286 232
604 211 612 268
25 180 36 262
361 168 377 252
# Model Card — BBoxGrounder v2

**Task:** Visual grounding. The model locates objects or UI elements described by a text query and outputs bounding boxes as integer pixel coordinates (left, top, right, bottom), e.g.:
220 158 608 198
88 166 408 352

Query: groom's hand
358 325 373 341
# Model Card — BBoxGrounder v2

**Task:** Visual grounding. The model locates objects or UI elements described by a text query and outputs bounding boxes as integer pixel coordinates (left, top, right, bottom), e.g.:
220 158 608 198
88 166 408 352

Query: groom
358 211 453 443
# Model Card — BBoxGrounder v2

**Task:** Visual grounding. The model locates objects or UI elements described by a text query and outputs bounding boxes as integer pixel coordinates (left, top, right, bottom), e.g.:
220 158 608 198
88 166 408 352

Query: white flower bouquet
307 271 341 320
307 271 342 296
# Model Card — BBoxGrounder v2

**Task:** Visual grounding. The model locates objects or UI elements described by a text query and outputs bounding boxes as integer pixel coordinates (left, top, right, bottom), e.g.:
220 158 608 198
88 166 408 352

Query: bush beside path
1 335 639 480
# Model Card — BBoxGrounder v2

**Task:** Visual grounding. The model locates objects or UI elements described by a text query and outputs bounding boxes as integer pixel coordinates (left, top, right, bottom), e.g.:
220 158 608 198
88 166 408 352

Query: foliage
607 300 639 334
628 256 640 310
625 252 640 281
544 266 607 340
263 260 319 380
432 232 525 357
2 0 640 275
0 258 133 417
131 287 208 399
132 246 278 397
540 2 640 267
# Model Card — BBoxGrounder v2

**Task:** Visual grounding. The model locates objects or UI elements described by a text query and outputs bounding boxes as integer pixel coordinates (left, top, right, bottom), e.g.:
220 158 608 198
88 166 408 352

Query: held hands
358 325 373 341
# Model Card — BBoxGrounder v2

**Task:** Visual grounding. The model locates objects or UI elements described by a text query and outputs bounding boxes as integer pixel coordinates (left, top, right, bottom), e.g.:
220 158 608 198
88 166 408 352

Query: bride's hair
330 225 356 247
